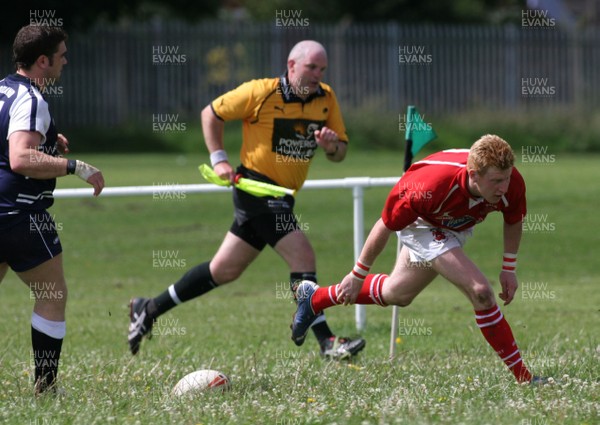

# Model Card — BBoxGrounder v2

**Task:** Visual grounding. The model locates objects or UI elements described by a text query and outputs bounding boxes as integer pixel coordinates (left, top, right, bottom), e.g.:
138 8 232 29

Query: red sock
475 305 532 383
311 274 388 313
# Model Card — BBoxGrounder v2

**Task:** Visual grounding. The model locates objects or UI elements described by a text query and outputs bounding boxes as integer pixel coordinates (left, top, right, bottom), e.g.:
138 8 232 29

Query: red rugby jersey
382 149 526 231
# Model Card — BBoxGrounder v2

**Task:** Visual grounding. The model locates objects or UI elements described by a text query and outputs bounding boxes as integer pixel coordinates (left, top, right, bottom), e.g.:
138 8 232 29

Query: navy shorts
0 211 63 272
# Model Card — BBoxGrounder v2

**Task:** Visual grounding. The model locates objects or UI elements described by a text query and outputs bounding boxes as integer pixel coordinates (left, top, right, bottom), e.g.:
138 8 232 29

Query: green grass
1 152 598 424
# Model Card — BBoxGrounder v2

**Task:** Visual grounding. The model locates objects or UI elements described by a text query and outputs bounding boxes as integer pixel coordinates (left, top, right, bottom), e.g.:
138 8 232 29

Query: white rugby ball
172 369 231 396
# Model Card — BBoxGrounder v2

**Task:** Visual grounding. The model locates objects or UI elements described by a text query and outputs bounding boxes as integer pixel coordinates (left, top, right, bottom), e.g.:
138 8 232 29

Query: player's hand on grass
337 273 364 306
314 126 339 154
213 161 235 184
499 270 518 306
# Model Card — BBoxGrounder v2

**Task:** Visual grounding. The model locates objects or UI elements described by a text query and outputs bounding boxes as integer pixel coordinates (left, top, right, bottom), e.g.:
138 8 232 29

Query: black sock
31 327 63 393
311 321 335 344
147 262 217 319
290 272 335 343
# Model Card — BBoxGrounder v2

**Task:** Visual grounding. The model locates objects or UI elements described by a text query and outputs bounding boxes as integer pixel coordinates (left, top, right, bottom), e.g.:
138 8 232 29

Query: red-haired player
292 134 547 384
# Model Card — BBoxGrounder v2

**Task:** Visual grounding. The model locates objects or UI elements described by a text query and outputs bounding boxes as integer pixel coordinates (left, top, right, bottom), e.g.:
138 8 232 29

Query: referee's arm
201 104 234 182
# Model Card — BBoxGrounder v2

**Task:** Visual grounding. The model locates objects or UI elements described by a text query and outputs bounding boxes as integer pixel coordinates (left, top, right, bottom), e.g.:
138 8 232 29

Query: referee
129 40 365 359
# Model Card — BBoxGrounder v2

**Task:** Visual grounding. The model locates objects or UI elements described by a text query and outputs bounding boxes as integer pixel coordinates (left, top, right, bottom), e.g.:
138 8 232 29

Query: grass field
0 151 598 425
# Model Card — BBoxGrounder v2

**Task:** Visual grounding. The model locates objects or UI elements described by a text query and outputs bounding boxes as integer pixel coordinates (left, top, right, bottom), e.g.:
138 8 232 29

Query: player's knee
36 285 68 315
472 283 495 308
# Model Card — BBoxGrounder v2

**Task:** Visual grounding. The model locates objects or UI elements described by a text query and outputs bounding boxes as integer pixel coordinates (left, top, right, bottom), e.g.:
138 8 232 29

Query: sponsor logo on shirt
272 118 325 161
436 212 476 229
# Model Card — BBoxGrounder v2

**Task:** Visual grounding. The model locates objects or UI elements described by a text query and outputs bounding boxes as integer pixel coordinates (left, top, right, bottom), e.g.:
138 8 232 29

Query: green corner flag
403 105 437 172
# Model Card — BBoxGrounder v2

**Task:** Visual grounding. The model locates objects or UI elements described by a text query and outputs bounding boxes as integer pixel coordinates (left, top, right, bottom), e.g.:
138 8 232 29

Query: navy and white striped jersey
0 73 58 221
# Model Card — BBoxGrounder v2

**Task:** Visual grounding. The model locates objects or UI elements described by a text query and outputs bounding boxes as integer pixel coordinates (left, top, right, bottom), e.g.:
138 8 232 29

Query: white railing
55 176 399 331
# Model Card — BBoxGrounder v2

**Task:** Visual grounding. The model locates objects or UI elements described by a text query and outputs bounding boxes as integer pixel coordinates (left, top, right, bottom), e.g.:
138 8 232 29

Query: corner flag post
390 105 437 359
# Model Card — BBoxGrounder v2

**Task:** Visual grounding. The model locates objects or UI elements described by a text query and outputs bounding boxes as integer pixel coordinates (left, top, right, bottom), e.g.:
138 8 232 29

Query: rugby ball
172 369 231 396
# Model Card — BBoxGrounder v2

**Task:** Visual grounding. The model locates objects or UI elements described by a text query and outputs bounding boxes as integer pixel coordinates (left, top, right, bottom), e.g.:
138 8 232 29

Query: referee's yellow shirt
211 76 348 191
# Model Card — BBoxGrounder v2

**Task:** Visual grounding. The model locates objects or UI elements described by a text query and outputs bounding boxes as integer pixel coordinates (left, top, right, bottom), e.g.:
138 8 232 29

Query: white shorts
397 219 473 263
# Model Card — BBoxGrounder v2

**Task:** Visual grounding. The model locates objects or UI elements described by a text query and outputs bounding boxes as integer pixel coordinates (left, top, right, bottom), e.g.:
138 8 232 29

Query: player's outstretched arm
338 218 394 305
360 218 394 266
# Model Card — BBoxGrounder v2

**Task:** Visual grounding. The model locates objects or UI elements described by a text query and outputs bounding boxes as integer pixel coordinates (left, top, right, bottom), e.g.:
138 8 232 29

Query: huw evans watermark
29 418 61 425
522 9 556 28
398 112 433 133
398 45 432 65
398 318 432 336
153 317 187 336
521 281 557 301
275 281 294 301
152 114 187 132
152 45 187 65
275 146 311 163
521 77 556 98
30 281 64 300
521 416 550 425
30 10 63 26
30 77 63 98
397 181 433 202
275 213 309 233
152 250 187 269
152 182 187 201
275 10 309 27
403 259 433 270
521 146 555 164
30 350 60 370
522 213 556 234
29 213 63 233
276 77 310 98
274 349 310 372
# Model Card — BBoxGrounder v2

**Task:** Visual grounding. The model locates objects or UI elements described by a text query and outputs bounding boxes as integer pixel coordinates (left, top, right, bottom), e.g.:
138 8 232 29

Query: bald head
286 40 328 99
288 40 327 62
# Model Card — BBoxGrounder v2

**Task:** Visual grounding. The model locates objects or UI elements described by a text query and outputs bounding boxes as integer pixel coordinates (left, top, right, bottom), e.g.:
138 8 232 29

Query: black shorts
230 166 300 251
0 211 63 272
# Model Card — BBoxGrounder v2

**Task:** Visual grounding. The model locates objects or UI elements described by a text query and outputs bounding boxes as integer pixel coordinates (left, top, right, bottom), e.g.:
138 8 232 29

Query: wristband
66 159 76 175
502 253 517 273
351 260 371 281
74 160 100 181
210 150 229 167
326 143 339 156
